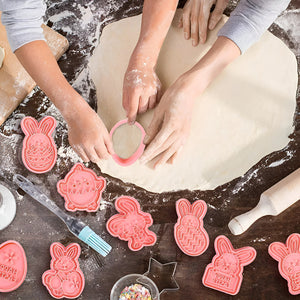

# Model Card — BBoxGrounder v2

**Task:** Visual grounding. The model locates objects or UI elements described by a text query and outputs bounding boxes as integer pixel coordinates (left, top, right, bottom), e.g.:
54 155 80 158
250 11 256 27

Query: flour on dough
112 123 142 159
89 10 297 193
0 47 5 69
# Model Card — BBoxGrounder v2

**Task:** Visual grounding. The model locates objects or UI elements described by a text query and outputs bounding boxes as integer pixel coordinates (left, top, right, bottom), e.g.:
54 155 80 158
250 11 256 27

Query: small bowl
110 274 159 300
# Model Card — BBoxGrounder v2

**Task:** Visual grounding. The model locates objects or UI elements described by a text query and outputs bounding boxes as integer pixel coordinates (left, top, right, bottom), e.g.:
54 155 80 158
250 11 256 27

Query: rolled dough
0 46 4 69
112 123 142 159
90 10 297 193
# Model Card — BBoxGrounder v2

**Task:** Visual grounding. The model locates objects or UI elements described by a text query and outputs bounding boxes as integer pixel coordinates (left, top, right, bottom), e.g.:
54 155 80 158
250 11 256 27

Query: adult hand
123 55 162 124
67 102 114 163
140 74 199 168
179 0 228 46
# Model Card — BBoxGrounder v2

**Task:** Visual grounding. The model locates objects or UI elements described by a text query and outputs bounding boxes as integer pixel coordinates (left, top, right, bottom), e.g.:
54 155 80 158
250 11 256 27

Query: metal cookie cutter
110 257 179 300
0 183 16 230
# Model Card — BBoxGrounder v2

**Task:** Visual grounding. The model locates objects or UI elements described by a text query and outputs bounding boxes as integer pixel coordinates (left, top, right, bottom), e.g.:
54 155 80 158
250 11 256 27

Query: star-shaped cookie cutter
140 257 179 295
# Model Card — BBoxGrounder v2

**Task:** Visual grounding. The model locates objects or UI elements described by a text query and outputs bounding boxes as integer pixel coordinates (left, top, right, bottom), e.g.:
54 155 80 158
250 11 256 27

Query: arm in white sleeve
0 0 46 52
218 0 291 53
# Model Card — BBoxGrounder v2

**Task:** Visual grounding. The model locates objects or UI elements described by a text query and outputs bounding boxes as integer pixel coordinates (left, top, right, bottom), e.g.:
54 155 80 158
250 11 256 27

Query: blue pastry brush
13 174 111 257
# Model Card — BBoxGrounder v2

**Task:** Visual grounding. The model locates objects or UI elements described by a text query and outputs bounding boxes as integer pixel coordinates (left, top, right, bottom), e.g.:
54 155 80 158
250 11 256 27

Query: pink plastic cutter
42 242 85 299
202 235 256 295
57 163 106 212
106 196 157 251
269 233 300 295
174 199 209 256
0 240 27 293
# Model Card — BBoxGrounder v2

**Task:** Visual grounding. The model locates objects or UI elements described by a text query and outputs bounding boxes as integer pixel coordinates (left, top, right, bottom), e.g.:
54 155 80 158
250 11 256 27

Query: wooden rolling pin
228 168 300 235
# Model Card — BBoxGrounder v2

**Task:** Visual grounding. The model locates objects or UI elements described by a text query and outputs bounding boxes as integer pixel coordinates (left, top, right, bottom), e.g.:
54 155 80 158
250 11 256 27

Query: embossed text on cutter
57 163 106 212
174 198 209 256
269 233 300 295
21 116 57 173
202 235 256 295
0 240 27 292
110 119 146 166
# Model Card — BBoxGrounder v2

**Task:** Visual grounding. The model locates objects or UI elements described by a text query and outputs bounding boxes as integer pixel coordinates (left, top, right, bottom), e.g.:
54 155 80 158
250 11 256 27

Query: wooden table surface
0 1 299 299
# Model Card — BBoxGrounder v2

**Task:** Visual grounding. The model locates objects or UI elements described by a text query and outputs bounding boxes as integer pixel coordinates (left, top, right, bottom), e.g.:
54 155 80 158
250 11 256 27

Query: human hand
140 74 199 168
66 102 114 163
123 55 162 124
178 0 228 46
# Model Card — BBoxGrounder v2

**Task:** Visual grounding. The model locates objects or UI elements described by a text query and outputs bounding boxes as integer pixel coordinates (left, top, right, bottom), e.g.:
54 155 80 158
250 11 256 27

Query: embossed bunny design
21 116 57 173
42 243 85 299
174 199 209 256
202 235 256 295
269 233 300 295
106 196 157 251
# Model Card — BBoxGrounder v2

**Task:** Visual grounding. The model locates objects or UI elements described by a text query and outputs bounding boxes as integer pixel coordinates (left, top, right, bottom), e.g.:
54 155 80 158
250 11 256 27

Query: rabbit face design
282 253 300 275
215 253 239 274
181 215 200 228
53 256 76 272
21 116 57 173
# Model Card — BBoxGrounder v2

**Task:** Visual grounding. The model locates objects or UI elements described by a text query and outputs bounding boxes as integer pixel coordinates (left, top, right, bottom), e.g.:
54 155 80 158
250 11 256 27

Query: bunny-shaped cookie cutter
174 199 209 256
269 233 300 295
202 235 256 295
21 116 57 173
42 242 85 299
106 196 157 251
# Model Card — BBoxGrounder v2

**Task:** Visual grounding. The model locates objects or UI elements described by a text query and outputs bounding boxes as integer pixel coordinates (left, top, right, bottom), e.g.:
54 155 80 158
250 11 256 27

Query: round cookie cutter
0 183 16 230
110 119 146 166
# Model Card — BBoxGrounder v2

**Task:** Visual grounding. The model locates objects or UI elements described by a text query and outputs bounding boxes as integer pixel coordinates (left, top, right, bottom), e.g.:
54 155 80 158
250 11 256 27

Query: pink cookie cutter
110 119 145 166
21 116 57 173
202 235 256 295
268 233 300 295
0 240 27 293
106 196 157 251
57 163 106 212
42 242 85 299
174 199 209 256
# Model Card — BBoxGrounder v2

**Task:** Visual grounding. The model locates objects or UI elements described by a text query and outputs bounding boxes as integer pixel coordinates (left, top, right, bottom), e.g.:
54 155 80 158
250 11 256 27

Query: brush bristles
78 226 112 257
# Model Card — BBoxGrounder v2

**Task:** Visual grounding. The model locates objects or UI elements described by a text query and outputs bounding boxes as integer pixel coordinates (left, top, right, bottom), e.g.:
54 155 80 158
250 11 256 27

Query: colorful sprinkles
119 284 152 300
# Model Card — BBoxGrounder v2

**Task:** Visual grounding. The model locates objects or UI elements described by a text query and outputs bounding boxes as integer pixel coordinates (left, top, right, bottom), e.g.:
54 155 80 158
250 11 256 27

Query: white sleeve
0 0 46 52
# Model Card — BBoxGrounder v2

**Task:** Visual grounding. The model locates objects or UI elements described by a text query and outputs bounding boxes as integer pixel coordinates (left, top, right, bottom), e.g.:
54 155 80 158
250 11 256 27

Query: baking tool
174 199 209 256
42 242 85 299
57 163 106 212
229 168 300 235
0 240 27 292
106 196 156 251
21 116 57 173
111 275 158 300
0 14 69 126
143 258 179 294
202 235 256 295
0 183 16 230
268 233 300 295
110 258 179 300
110 119 146 166
13 174 111 257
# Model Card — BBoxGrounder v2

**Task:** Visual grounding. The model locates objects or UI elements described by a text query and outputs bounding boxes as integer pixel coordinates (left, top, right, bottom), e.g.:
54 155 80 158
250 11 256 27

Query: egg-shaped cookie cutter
110 119 145 166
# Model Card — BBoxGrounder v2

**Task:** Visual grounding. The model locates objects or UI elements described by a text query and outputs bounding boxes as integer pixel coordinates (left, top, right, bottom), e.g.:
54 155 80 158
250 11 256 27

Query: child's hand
66 104 114 163
123 56 162 124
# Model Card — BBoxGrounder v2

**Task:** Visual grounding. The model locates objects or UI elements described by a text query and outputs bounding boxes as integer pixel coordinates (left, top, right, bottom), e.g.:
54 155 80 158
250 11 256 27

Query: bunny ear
107 216 125 236
215 236 233 255
95 177 106 191
192 200 207 218
115 196 141 214
39 116 56 135
21 117 39 136
51 243 65 259
269 242 289 262
236 247 256 266
287 233 300 254
176 199 191 217
66 244 80 259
